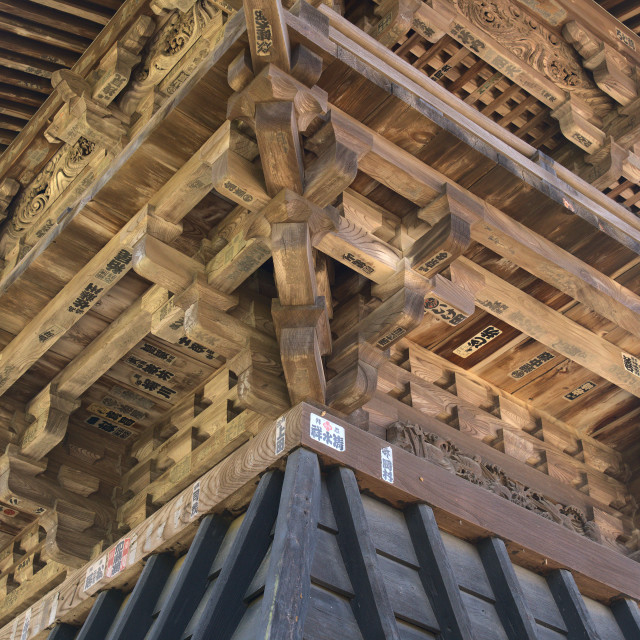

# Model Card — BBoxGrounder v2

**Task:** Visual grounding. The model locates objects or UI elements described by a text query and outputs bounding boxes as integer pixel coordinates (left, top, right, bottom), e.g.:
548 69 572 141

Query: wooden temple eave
0 0 640 634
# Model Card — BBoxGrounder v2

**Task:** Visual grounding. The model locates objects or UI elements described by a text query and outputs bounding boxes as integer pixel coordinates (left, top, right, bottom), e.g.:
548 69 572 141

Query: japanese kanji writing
141 341 176 363
223 179 254 202
68 283 103 314
450 23 485 53
623 353 640 377
376 326 406 348
275 416 286 455
125 354 175 382
510 351 554 379
108 385 156 410
424 297 468 326
177 336 217 360
95 249 132 284
415 251 450 274
86 415 133 439
453 325 502 358
310 413 346 452
564 381 596 401
381 446 394 484
191 480 200 519
132 373 177 400
253 9 273 55
106 538 130 578
84 556 106 591
100 396 146 420
342 252 374 275
88 403 138 426
38 324 63 343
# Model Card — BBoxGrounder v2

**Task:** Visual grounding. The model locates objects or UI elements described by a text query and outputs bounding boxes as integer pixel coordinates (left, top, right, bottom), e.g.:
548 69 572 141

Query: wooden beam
0 210 148 398
190 471 283 640
547 570 602 639
244 0 291 73
477 537 539 639
405 504 473 640
19 286 169 460
450 257 640 398
148 121 258 226
255 101 304 196
133 235 238 310
299 406 640 602
298 9 640 254
423 184 640 339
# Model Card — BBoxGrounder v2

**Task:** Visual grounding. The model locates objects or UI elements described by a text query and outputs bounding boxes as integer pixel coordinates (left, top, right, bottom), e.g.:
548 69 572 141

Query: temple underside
1 0 640 637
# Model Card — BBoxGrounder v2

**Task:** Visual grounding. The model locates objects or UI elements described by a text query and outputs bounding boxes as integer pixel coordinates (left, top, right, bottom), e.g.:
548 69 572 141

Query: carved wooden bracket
0 179 19 224
551 95 606 153
564 20 638 107
22 385 81 461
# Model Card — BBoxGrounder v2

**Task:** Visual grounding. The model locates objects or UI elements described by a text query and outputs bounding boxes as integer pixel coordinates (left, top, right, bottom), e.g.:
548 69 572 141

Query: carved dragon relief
119 0 224 115
453 0 612 118
387 421 602 542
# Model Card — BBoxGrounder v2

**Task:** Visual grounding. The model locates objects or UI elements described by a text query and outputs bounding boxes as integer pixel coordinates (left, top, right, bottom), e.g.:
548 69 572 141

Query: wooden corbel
564 21 637 107
227 64 328 134
0 178 19 223
183 296 279 360
244 0 291 73
44 71 128 150
263 189 335 304
41 503 104 567
368 0 422 48
150 0 198 13
21 384 81 461
583 138 640 190
227 344 290 418
91 13 156 109
408 193 473 278
551 94 606 153
373 264 475 331
411 0 456 43
325 340 387 416
303 110 370 207
271 299 329 405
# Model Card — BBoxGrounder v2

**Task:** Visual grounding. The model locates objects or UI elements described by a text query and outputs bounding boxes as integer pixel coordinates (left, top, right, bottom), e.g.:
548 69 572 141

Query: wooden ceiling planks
0 0 124 155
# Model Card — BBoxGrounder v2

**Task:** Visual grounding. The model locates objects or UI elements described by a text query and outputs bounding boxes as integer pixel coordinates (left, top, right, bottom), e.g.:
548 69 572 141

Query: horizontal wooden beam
423 185 640 339
303 7 640 255
0 210 148 398
298 405 640 603
450 257 640 398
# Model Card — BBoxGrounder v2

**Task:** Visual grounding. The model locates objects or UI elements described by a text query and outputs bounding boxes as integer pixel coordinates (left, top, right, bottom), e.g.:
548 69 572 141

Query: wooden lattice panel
603 178 640 215
392 31 565 154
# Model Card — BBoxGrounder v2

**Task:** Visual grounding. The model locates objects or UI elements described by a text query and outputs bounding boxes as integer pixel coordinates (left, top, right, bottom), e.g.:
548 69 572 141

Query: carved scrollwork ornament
387 421 601 542
453 0 611 117
119 0 223 115
6 137 96 240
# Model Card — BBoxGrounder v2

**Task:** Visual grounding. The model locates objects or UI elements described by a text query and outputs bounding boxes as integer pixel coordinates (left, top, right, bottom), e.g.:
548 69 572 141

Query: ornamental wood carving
387 421 602 542
453 0 611 117
120 0 223 115
6 138 96 240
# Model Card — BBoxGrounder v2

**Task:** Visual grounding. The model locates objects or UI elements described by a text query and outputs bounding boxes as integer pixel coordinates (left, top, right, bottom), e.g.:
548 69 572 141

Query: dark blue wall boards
47 451 640 640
